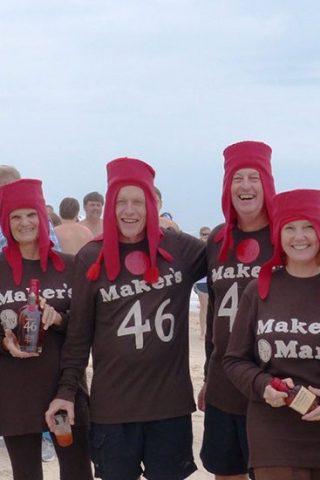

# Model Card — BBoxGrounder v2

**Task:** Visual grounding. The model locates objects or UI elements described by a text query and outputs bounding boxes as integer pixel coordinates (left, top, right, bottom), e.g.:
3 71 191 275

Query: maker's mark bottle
271 377 319 415
17 279 44 354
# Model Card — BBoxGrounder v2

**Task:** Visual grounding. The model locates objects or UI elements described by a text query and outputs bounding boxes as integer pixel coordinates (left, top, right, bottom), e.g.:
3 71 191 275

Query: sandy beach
0 310 212 480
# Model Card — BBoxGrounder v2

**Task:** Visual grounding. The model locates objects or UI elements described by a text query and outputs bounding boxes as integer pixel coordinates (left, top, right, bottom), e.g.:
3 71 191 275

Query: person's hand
197 382 207 412
280 377 295 389
2 329 39 359
45 398 75 431
302 387 320 421
263 384 287 408
40 297 62 330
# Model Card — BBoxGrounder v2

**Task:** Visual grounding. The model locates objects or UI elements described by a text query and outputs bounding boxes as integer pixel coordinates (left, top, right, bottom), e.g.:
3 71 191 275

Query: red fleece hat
0 179 65 285
86 157 173 283
258 189 320 299
214 141 275 261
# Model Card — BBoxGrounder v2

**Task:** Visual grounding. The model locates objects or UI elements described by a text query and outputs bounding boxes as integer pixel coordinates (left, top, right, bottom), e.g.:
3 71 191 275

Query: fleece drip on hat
0 178 65 285
214 140 275 261
258 189 320 300
86 157 173 283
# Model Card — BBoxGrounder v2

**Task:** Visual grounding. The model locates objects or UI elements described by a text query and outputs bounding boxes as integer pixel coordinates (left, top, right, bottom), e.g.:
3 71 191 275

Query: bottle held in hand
54 411 73 447
271 377 319 415
17 279 44 354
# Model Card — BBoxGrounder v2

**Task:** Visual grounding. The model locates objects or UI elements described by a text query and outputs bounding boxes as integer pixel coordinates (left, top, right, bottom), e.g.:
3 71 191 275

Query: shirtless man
55 197 93 255
79 191 104 237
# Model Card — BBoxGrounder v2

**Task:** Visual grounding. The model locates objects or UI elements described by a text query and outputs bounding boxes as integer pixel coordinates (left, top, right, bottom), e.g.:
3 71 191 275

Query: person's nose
20 216 30 226
124 201 134 215
294 227 306 240
241 177 251 189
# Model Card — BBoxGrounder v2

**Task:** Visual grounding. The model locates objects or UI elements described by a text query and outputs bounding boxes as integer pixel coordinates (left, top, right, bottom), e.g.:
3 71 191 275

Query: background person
55 197 93 255
79 191 104 236
154 186 180 232
198 141 275 480
224 189 320 480
0 179 92 480
46 157 206 480
49 212 62 227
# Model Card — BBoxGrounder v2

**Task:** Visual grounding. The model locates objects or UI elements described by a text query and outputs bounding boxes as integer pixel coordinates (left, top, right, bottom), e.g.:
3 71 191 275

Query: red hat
214 140 275 261
258 189 320 299
86 157 172 283
0 179 65 285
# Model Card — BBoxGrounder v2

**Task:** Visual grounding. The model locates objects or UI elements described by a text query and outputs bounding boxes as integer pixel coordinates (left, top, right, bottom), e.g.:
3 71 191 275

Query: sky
0 0 319 235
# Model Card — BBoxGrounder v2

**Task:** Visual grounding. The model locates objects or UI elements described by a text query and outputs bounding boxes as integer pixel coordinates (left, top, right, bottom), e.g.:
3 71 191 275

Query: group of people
0 142 319 480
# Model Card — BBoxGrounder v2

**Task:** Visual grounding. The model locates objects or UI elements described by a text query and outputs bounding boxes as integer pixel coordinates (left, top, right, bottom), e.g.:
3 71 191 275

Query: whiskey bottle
271 377 318 415
54 411 73 447
17 279 44 354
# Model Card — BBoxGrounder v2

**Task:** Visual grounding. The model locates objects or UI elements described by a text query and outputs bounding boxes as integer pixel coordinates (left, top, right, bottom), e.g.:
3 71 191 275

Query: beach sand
0 311 212 480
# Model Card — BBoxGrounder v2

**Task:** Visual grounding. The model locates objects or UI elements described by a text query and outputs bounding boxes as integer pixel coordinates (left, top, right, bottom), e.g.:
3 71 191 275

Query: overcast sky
0 0 319 234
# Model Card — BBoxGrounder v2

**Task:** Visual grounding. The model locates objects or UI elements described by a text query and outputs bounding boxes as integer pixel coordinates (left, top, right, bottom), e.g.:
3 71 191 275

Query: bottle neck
28 281 40 305
271 377 291 393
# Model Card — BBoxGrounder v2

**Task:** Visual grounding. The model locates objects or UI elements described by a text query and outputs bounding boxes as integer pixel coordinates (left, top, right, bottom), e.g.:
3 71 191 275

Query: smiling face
116 185 147 243
281 219 320 267
9 208 40 246
231 168 265 220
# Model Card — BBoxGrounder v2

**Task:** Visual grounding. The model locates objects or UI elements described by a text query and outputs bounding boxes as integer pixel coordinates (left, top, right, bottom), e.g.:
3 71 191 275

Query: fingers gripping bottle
271 377 318 415
17 279 44 353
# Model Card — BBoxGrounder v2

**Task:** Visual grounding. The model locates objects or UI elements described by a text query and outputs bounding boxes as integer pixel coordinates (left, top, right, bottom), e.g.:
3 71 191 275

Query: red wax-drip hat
0 179 65 285
258 189 320 299
214 141 275 261
86 157 173 283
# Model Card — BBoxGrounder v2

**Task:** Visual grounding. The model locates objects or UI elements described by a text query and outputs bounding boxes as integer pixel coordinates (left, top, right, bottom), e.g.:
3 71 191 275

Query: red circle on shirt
124 251 150 275
236 238 260 263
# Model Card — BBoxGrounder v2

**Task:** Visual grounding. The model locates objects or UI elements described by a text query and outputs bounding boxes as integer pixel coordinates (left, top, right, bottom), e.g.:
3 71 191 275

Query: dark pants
200 404 250 476
4 426 93 480
90 415 197 480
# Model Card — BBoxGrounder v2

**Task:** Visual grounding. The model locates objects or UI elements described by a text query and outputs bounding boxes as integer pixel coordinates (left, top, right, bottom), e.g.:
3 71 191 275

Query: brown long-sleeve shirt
57 229 206 424
0 254 88 436
224 270 320 468
205 224 273 414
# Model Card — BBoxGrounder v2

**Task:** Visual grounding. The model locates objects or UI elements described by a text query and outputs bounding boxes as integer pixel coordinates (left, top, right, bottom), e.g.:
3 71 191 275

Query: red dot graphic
125 251 150 275
236 238 260 263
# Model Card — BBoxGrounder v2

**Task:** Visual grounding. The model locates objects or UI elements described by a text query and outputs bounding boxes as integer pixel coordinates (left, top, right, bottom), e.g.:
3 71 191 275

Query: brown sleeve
178 231 207 281
204 285 214 379
57 255 95 402
223 285 272 400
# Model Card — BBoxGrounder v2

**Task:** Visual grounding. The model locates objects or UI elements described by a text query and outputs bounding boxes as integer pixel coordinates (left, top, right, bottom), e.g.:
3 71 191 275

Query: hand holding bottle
271 377 319 415
2 329 39 359
263 384 288 408
45 398 75 432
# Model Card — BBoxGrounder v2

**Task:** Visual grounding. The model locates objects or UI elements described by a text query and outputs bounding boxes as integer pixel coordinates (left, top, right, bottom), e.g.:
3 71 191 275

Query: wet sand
0 311 212 479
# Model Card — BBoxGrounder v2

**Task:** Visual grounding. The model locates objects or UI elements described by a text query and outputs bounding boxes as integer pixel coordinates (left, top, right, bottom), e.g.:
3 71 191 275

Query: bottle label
289 386 316 415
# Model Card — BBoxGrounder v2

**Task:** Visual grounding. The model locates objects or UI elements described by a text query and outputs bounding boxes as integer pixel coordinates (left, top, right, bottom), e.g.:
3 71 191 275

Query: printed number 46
217 282 238 332
117 298 174 349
